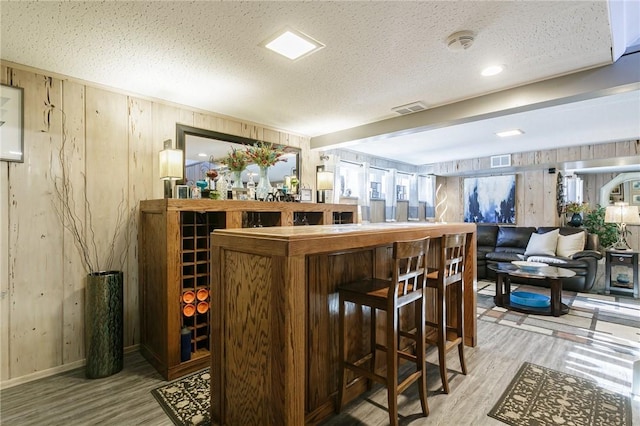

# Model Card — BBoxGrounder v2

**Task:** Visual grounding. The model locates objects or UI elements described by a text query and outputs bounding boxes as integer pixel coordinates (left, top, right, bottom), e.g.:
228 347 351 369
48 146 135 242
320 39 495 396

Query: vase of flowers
247 142 286 200
220 148 250 190
565 202 588 227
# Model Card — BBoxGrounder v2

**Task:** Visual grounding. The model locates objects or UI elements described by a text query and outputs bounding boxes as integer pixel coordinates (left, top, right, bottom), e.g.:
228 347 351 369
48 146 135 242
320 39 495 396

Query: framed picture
299 188 312 203
0 84 24 162
632 181 640 191
610 184 622 195
232 188 250 200
463 174 516 224
174 185 190 199
633 194 640 204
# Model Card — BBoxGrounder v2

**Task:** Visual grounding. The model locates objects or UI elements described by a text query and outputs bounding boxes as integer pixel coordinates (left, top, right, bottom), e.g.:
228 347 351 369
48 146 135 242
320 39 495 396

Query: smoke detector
446 31 475 52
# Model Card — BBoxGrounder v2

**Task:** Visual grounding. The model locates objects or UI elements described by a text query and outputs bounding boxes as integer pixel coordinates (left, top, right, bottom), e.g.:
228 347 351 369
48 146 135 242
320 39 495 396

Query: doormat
488 362 632 426
151 369 210 426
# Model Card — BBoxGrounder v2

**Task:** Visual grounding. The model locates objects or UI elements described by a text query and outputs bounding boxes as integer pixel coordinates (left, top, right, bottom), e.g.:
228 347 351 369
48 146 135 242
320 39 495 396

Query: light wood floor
1 320 638 425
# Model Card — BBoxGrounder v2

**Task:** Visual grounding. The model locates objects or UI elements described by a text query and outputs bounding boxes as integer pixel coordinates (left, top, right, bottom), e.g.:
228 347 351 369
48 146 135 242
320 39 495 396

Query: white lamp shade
317 171 334 190
159 148 184 180
605 203 640 224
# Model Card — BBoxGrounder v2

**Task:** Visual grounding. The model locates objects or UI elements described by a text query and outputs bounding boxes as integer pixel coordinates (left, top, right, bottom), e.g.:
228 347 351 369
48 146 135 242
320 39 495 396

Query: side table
605 250 639 298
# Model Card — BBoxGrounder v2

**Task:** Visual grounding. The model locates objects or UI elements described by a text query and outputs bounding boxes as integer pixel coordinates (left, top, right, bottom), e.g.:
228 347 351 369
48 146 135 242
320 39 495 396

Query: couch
477 225 602 292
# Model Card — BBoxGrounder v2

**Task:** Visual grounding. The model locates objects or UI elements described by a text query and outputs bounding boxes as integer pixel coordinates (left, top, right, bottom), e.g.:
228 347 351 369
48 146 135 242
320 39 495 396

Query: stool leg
337 295 347 413
416 297 429 416
369 307 377 390
457 282 467 375
387 306 399 426
438 287 449 394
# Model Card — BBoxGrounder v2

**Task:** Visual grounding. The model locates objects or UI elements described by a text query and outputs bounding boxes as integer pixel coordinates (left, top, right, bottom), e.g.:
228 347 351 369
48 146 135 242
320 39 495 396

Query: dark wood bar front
210 222 477 425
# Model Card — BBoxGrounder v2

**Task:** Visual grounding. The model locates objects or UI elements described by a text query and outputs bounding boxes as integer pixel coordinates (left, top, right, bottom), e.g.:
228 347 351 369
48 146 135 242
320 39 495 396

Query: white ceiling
1 1 639 166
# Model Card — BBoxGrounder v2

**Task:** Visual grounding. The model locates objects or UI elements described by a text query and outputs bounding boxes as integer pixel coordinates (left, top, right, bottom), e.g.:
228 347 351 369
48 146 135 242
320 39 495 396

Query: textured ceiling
1 1 638 166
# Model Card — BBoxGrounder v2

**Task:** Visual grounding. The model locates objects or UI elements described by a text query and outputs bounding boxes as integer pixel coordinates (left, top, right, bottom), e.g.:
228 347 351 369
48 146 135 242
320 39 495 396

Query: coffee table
488 262 576 317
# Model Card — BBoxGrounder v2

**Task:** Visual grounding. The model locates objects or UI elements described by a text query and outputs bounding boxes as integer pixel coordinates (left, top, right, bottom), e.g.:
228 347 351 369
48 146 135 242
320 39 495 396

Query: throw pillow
556 231 585 258
524 229 559 256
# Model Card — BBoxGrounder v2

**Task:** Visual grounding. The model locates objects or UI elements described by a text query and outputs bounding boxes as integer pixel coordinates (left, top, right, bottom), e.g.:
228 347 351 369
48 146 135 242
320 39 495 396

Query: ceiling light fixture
496 129 524 138
481 65 505 77
262 28 324 60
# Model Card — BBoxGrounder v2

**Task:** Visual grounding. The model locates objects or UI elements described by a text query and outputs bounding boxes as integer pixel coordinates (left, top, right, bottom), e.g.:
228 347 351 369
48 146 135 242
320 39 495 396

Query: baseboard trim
0 344 140 390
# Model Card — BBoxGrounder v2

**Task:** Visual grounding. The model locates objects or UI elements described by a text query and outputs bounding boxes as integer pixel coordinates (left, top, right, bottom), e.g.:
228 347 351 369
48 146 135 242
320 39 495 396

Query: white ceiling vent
446 31 475 52
490 154 511 168
392 101 428 115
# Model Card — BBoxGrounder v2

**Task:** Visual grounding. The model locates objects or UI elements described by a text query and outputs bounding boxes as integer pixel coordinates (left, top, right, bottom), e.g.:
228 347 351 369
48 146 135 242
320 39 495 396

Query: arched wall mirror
600 172 640 207
176 124 300 185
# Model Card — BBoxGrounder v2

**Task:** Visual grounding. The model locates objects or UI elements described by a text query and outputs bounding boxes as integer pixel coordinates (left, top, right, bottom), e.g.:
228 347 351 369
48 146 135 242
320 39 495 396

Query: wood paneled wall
0 62 311 386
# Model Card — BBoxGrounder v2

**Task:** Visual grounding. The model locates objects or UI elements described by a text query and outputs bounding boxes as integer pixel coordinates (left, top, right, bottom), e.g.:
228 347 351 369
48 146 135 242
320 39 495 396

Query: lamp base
611 223 632 251
164 180 173 199
612 242 632 251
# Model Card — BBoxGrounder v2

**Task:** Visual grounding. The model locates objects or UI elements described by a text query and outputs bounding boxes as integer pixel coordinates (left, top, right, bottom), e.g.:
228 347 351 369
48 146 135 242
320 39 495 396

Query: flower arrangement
219 147 250 172
565 202 588 214
246 141 287 168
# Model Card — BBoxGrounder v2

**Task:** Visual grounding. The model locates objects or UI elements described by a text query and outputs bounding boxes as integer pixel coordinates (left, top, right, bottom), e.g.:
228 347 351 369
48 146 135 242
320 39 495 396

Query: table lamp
604 202 640 250
316 170 334 203
159 139 184 198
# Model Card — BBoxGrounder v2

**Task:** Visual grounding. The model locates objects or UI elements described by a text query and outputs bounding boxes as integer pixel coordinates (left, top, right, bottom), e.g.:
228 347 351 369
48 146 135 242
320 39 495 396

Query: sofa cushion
556 231 586 258
495 227 536 252
486 252 523 262
477 225 498 247
524 229 559 256
477 246 494 260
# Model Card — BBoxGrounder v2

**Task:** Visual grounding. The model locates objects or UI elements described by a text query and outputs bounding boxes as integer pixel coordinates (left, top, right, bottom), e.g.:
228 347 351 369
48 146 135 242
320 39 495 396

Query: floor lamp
605 202 640 250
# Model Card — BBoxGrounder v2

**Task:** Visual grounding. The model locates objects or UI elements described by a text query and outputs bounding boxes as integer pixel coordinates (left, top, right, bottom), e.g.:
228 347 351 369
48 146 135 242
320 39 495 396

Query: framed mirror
176 124 300 186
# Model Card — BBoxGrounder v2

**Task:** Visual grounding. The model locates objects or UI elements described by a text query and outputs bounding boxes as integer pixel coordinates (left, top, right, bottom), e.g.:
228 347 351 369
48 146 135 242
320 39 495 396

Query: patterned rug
151 369 210 426
476 280 640 358
488 362 632 425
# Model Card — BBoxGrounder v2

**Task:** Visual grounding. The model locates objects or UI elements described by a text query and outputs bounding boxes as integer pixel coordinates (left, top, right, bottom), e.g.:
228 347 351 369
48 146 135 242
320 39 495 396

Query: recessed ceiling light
496 129 524 137
262 28 324 60
198 153 208 157
481 65 505 77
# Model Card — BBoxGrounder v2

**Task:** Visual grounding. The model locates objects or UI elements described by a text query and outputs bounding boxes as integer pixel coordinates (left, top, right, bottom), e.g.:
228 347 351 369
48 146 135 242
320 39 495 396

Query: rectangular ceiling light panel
262 28 324 60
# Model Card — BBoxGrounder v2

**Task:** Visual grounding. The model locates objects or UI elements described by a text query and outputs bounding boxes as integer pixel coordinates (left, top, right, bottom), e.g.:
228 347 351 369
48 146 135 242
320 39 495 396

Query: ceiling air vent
392 101 427 115
490 154 511 168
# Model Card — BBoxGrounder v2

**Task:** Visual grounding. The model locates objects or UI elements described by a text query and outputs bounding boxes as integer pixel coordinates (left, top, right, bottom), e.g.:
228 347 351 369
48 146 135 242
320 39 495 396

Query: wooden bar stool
425 233 467 394
337 237 430 426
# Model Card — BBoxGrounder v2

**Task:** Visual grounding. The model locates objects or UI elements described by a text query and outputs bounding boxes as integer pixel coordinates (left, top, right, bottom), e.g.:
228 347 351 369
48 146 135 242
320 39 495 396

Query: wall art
0 84 24 162
464 174 516 224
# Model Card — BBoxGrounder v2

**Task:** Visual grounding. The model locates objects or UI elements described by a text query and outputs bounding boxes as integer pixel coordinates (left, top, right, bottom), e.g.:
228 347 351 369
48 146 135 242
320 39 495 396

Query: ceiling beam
310 52 640 151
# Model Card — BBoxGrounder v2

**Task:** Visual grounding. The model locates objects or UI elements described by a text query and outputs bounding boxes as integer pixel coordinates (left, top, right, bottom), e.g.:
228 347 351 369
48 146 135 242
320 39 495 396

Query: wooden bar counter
210 222 477 425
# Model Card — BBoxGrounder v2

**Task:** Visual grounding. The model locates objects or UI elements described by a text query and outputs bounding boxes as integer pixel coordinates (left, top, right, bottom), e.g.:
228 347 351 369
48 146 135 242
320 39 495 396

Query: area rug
151 369 210 426
476 280 640 358
488 362 632 426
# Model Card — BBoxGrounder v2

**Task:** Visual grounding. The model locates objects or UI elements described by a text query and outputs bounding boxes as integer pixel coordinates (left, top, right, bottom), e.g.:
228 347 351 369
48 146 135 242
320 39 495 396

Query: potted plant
583 205 618 251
